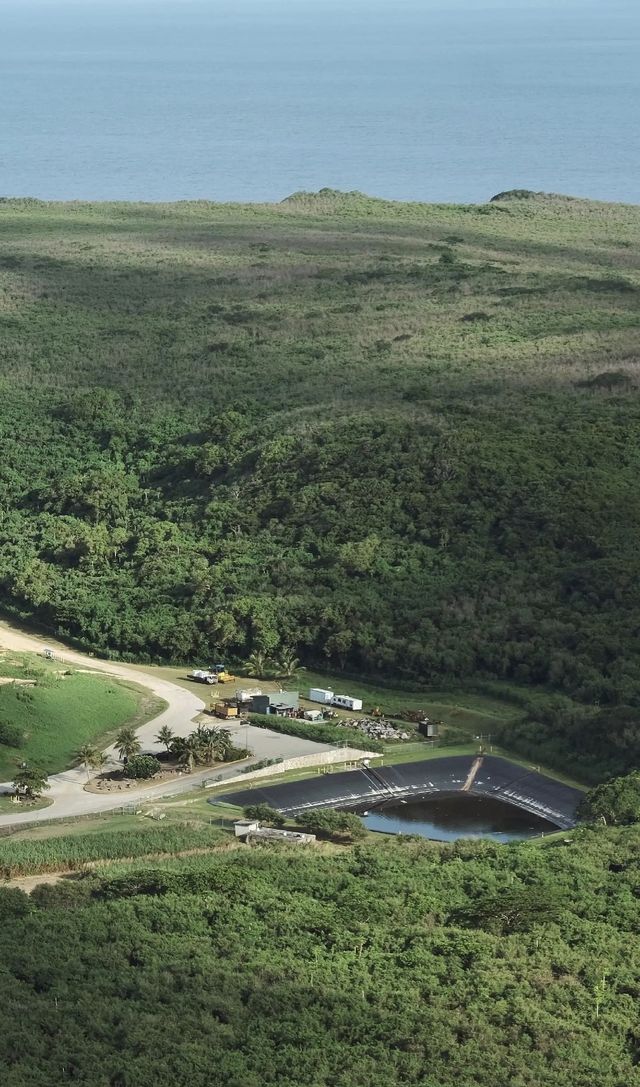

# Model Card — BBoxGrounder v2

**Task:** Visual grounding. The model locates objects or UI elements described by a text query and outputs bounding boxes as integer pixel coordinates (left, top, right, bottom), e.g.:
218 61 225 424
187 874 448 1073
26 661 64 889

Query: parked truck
189 669 219 685
188 665 234 685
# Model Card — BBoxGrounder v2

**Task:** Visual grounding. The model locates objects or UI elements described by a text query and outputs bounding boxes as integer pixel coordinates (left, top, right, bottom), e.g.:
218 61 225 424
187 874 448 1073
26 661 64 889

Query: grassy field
0 795 51 815
0 652 165 779
1 190 638 411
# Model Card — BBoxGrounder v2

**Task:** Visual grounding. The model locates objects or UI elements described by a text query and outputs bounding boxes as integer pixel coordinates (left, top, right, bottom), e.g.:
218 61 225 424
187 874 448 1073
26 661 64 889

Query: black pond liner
215 754 583 833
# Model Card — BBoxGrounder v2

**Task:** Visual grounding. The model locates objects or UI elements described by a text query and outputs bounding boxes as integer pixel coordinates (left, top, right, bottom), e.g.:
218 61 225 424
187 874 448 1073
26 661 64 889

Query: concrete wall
204 746 378 790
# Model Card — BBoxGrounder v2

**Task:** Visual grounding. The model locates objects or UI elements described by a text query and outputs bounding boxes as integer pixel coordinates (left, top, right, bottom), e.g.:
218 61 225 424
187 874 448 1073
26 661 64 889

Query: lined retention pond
360 794 558 843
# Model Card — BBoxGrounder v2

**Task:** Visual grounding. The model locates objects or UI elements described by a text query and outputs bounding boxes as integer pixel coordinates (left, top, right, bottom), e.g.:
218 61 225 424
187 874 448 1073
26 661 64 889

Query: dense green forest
1 827 640 1085
0 190 638 732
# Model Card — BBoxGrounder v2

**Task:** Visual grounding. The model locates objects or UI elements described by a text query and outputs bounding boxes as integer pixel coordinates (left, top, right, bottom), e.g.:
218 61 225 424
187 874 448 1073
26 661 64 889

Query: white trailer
332 694 363 712
309 687 334 704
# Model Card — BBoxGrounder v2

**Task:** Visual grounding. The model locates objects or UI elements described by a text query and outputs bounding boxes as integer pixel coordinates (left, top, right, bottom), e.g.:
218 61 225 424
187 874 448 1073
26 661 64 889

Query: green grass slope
0 191 638 757
0 669 142 779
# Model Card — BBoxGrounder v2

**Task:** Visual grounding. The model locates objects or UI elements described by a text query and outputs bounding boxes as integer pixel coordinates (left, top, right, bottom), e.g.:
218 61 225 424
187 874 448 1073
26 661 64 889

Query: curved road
0 620 333 830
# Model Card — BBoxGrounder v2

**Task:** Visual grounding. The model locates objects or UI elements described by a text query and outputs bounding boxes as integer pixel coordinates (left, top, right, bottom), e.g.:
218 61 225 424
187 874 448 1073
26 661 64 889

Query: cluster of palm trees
75 722 235 780
155 723 235 772
246 649 299 680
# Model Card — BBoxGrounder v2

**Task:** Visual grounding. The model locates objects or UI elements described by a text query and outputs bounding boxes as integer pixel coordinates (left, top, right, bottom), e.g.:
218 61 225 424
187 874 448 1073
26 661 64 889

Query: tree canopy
579 771 640 825
1 826 640 1085
0 194 639 775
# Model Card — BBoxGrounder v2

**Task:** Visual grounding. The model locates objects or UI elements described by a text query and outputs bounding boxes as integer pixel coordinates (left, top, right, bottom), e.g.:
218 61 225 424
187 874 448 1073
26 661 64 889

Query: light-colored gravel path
0 619 333 829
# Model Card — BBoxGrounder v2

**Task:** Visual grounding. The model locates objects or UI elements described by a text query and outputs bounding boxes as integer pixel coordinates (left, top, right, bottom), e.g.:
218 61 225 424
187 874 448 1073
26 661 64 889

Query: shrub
0 720 25 747
223 745 249 762
124 754 161 780
0 886 32 921
243 804 286 827
296 809 366 842
243 757 283 773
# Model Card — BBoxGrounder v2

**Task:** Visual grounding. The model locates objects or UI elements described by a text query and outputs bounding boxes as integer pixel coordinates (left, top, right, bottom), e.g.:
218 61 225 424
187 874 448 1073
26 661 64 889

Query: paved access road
0 619 332 829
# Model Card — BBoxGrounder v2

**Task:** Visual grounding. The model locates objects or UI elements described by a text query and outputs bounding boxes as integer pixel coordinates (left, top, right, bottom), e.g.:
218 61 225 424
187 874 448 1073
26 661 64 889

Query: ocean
1 0 639 205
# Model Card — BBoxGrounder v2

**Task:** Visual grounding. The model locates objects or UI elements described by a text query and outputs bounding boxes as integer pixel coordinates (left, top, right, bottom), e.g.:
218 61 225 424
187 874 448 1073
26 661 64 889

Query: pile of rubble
336 716 411 741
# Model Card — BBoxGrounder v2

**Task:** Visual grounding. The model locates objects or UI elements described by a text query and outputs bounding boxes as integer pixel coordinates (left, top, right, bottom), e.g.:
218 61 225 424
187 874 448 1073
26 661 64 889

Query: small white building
234 819 260 838
303 709 324 722
332 694 363 712
309 687 334 704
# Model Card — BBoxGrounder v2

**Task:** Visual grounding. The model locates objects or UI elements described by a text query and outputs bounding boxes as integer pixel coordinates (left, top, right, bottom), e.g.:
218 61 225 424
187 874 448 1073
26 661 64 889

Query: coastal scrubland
1 824 640 1086
0 189 638 778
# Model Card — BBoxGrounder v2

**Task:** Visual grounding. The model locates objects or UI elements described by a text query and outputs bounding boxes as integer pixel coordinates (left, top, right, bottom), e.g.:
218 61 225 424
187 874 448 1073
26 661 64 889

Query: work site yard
133 662 517 731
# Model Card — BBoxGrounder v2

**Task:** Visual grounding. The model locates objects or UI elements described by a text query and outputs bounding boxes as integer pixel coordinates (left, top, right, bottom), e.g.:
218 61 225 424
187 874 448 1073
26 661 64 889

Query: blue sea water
0 0 638 205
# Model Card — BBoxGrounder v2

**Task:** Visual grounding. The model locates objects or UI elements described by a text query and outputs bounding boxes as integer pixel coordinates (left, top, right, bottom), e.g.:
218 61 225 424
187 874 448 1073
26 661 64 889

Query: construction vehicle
188 664 234 685
211 663 234 682
212 700 239 718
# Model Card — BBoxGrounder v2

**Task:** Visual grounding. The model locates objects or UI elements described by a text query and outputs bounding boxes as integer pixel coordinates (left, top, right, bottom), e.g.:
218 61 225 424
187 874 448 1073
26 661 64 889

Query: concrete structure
234 819 260 837
309 687 334 704
206 745 378 790
233 822 316 846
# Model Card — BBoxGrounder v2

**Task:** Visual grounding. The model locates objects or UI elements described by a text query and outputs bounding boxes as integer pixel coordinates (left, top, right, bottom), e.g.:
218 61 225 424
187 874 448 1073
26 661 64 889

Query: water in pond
361 794 557 843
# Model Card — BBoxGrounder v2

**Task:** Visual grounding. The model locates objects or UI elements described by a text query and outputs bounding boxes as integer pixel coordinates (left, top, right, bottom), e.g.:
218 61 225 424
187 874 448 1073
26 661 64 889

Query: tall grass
0 823 223 878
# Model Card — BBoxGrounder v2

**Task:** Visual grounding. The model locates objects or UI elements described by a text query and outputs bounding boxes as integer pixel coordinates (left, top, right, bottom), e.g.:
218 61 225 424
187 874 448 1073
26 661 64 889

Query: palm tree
179 736 198 773
169 735 188 761
202 725 233 764
115 726 141 763
200 727 219 766
247 650 268 678
274 650 300 679
213 728 232 761
187 725 209 765
155 724 174 754
75 743 107 781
